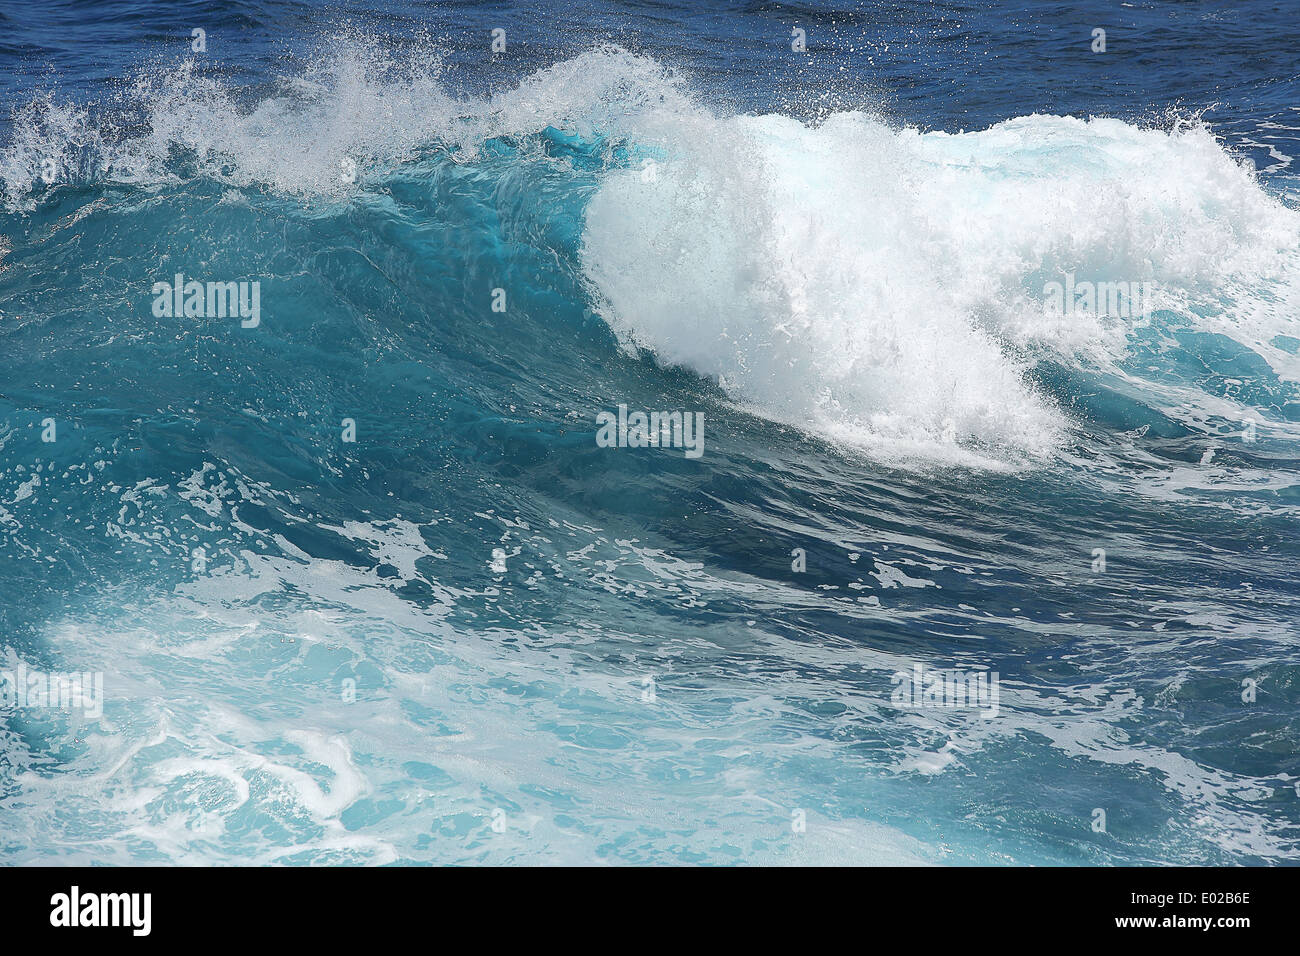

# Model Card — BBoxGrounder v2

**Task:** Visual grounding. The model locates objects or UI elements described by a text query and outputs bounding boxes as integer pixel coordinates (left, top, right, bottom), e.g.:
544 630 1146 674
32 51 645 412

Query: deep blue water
1 0 1299 864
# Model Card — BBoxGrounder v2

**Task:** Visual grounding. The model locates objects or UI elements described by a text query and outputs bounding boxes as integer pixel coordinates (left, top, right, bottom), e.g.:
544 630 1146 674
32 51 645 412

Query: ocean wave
5 40 1298 468
4 25 1300 866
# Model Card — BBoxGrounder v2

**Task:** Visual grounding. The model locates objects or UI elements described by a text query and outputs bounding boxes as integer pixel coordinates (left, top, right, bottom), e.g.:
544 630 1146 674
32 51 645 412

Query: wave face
3 4 1300 864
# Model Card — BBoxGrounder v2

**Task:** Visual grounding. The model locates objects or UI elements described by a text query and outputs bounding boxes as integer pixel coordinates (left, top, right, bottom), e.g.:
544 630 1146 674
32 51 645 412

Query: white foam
0 40 690 208
582 110 1300 465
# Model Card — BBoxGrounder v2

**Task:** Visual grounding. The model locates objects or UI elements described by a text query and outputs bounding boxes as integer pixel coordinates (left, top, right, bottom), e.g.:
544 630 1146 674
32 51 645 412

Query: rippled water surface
1 0 1299 864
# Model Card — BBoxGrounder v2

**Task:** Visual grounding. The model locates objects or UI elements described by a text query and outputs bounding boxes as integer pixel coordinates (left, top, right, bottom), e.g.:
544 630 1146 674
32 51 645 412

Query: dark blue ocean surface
1 0 1299 864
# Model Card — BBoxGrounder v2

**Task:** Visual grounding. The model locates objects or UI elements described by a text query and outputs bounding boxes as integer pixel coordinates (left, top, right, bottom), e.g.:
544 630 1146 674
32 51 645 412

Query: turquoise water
2 0 1300 864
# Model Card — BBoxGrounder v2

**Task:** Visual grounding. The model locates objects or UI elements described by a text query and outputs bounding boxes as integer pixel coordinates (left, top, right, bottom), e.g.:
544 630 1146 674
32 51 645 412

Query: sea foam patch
582 110 1300 465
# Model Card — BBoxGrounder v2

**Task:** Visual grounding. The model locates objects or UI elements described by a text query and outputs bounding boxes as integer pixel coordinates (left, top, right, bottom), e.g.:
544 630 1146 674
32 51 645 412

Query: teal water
2 1 1300 864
